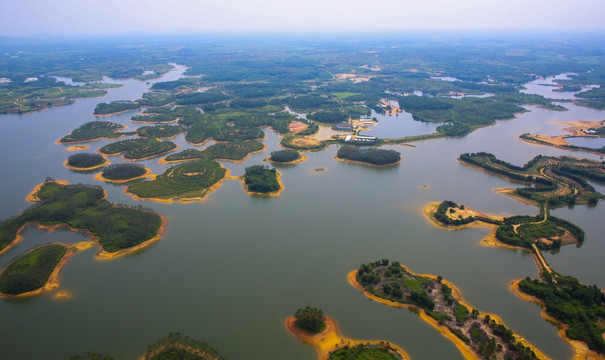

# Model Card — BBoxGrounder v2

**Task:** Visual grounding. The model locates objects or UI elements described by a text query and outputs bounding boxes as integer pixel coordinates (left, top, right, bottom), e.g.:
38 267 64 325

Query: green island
351 260 545 360
269 149 302 163
99 138 177 160
286 306 409 360
516 273 605 355
69 332 226 360
135 125 186 139
336 146 401 166
59 121 126 143
65 153 107 170
243 165 281 195
0 77 119 114
0 244 67 296
93 100 140 115
0 180 164 256
126 158 226 201
98 163 148 182
163 141 264 163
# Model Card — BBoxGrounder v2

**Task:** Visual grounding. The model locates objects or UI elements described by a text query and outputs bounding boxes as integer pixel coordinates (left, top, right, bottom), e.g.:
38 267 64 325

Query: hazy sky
1 0 604 36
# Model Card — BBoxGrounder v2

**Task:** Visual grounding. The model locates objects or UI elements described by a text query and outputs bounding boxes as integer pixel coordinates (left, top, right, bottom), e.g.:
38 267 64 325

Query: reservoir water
0 67 604 360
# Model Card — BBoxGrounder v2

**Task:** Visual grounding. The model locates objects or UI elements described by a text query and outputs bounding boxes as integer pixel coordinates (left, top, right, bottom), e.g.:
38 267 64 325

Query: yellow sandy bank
65 145 89 151
285 316 409 360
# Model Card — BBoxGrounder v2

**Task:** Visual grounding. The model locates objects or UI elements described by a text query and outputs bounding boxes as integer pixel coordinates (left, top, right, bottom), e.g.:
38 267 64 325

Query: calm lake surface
565 136 605 149
0 67 604 360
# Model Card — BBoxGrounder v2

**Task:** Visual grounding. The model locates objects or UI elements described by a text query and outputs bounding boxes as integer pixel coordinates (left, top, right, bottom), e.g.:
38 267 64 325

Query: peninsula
349 260 547 360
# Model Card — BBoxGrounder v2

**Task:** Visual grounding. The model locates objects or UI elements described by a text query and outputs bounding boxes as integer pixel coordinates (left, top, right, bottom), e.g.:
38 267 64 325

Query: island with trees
99 138 177 160
95 163 150 183
93 100 140 116
69 332 226 360
125 158 227 202
59 121 127 143
267 149 305 164
242 165 282 196
0 180 166 295
336 146 401 166
65 153 107 170
286 306 409 360
349 260 546 360
0 243 68 297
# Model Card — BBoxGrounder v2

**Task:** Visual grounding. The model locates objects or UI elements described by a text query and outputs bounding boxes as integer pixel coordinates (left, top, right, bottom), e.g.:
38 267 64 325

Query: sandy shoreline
285 315 409 360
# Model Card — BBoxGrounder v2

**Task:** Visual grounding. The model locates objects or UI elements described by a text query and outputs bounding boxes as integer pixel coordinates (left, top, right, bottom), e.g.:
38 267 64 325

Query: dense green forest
337 146 400 165
126 159 226 200
101 164 147 181
243 165 280 194
60 121 125 143
0 244 67 295
294 306 326 333
100 138 177 160
0 180 162 253
66 153 106 169
519 275 605 354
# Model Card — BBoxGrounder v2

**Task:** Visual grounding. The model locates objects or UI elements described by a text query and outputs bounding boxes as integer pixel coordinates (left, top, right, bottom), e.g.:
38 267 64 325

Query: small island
336 146 401 166
286 306 409 360
99 138 177 161
242 165 283 196
350 260 546 360
131 113 179 124
59 121 126 143
0 243 67 296
95 163 150 183
267 149 306 164
65 152 107 170
126 159 227 202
